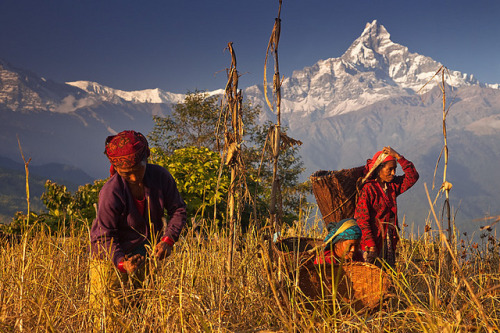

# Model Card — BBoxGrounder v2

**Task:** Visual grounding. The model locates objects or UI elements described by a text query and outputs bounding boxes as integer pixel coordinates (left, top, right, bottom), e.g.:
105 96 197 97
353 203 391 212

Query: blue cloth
324 218 362 246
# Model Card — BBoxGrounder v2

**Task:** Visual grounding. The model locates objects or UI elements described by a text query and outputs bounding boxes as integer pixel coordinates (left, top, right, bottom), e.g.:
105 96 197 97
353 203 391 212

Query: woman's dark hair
373 162 388 179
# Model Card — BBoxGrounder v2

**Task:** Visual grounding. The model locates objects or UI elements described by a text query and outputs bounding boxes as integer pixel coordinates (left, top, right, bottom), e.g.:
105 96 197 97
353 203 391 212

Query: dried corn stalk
218 42 248 273
263 0 305 231
419 66 454 243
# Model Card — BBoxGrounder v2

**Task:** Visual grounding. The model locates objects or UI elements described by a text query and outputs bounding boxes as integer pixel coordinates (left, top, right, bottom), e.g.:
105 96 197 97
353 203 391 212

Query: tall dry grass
1 210 499 332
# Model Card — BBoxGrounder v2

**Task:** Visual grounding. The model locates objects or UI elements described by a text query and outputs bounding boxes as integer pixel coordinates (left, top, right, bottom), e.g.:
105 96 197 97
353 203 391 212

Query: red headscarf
367 151 396 171
104 130 150 176
362 150 396 182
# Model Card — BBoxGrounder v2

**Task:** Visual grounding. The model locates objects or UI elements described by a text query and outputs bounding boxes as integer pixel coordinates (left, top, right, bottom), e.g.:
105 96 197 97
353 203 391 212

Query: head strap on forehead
361 150 396 184
104 130 150 175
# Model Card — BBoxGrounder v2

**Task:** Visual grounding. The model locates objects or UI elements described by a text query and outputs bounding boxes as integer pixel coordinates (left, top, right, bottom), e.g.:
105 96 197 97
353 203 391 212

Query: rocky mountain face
245 20 490 123
1 20 499 234
0 60 181 178
0 59 84 112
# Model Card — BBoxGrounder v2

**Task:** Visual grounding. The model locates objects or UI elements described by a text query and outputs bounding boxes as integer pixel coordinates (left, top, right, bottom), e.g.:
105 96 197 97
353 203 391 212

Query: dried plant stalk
16 136 32 333
263 0 283 230
419 66 454 242
220 42 246 274
438 69 453 243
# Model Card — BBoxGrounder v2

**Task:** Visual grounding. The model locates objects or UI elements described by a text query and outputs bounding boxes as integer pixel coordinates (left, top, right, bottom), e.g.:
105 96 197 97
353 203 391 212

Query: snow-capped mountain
1 20 499 233
246 20 494 124
241 21 500 231
0 58 85 112
66 80 185 105
0 59 178 178
0 58 185 113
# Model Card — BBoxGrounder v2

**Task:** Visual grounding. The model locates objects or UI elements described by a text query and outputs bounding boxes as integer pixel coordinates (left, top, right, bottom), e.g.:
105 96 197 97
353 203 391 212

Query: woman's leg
89 259 127 331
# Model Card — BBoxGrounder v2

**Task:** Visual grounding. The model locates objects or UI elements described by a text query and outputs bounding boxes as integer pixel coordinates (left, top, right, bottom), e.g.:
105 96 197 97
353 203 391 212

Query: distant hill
0 156 94 223
0 167 45 224
0 156 93 188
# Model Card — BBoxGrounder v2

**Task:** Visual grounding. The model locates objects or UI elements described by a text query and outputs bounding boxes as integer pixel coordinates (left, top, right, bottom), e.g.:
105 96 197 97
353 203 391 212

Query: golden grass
1 214 499 333
0 214 500 332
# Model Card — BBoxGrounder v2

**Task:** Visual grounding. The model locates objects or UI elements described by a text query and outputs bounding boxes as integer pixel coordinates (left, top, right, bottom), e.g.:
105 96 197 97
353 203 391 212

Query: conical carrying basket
310 166 365 226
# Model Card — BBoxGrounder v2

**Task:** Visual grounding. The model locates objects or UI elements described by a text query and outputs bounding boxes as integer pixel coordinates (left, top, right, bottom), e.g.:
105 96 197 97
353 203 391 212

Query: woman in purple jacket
89 130 187 329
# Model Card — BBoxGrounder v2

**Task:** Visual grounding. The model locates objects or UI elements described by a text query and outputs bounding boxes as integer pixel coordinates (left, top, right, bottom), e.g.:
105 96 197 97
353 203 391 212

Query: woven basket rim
310 165 365 180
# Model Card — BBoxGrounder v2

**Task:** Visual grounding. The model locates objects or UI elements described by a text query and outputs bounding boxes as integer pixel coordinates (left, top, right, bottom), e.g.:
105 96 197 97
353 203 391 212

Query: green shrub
152 146 230 225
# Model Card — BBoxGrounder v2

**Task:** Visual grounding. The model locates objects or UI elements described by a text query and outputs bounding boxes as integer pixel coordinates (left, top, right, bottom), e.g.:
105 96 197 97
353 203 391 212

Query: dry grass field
0 213 499 333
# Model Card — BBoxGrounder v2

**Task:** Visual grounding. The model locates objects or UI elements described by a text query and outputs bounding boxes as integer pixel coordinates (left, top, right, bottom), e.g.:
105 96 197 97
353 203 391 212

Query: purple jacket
90 164 187 267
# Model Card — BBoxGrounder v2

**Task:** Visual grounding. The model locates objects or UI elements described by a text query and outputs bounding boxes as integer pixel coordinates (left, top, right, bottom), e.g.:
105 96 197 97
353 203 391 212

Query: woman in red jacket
354 146 419 268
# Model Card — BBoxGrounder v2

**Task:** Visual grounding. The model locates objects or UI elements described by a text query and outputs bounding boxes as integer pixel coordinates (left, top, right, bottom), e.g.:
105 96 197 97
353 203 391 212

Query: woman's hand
363 247 378 264
383 146 401 160
121 254 145 273
154 241 173 260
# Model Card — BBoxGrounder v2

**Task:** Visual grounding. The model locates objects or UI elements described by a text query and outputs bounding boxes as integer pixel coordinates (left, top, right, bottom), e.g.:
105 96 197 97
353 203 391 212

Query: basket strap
321 190 357 221
361 153 390 184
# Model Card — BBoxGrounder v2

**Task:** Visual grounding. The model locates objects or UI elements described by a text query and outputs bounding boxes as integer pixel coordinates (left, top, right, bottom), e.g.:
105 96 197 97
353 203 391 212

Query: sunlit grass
1 209 499 332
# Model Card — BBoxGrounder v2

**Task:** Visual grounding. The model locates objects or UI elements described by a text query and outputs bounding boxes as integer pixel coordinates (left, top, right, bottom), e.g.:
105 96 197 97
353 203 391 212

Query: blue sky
1 0 499 93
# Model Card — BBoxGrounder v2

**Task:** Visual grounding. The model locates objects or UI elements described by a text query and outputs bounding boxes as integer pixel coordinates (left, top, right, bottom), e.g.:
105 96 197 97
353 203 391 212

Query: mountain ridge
1 20 499 233
246 20 494 124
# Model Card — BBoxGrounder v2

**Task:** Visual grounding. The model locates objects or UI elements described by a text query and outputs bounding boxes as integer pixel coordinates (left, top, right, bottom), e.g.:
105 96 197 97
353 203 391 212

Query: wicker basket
272 237 324 270
296 261 392 311
273 237 392 311
310 166 365 226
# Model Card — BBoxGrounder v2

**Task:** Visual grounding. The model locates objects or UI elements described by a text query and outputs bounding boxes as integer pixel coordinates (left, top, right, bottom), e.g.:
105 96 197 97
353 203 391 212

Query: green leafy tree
247 121 310 225
148 90 308 228
149 91 221 154
42 179 105 224
148 90 261 154
152 146 229 224
42 181 75 219
73 180 106 220
148 90 259 228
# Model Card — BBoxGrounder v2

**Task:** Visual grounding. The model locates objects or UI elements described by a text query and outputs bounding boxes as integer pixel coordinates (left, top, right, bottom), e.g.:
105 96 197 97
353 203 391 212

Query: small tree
148 90 307 229
148 91 221 154
148 90 261 155
152 146 230 225
248 121 309 226
42 179 105 224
